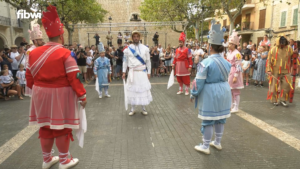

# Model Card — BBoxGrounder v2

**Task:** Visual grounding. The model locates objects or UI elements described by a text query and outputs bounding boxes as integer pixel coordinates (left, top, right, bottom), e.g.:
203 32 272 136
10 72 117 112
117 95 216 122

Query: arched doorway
0 37 5 50
14 37 24 46
0 33 8 50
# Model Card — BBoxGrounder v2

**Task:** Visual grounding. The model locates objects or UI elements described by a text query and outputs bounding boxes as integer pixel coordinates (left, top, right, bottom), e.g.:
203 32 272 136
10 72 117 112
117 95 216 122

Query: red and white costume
172 32 193 95
25 25 43 97
26 6 86 168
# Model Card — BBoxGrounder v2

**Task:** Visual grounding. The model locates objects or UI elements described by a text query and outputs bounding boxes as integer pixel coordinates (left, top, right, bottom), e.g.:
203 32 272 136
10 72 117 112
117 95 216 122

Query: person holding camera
77 46 88 83
0 49 13 71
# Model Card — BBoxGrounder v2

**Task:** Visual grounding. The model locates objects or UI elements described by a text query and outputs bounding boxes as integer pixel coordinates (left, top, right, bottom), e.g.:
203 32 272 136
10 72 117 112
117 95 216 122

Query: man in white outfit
122 30 153 116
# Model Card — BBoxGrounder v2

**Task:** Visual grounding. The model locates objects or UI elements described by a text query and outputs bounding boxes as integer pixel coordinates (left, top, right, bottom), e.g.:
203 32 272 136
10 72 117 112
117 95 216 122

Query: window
292 8 298 26
130 14 141 21
258 9 266 29
280 11 287 27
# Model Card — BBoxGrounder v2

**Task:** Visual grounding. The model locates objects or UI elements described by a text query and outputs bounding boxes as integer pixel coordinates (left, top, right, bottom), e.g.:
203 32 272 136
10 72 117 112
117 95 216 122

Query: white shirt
194 49 204 56
10 52 20 70
89 50 94 56
16 70 26 84
157 47 163 55
0 75 12 84
123 44 151 74
242 60 250 69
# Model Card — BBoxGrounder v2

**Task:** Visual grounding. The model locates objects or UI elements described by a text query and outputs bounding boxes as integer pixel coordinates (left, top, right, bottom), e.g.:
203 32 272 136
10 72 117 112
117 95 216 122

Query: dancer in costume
191 20 231 155
172 32 193 95
94 48 111 98
266 34 294 107
24 24 44 97
122 30 152 116
227 30 244 113
26 5 87 169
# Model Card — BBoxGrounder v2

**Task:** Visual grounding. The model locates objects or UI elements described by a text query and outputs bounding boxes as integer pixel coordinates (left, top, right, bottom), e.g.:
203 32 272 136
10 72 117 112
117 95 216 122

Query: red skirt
29 85 80 130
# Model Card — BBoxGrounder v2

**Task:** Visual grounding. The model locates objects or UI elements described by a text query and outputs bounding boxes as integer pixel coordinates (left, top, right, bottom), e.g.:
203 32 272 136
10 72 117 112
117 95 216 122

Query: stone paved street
1 77 300 169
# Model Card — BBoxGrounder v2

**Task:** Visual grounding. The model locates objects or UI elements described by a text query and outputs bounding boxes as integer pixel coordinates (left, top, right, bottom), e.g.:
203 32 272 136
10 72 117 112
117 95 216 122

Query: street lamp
108 16 112 31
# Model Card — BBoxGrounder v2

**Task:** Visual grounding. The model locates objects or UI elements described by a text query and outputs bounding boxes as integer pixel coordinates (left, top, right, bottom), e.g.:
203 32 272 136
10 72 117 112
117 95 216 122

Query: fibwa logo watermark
17 10 41 19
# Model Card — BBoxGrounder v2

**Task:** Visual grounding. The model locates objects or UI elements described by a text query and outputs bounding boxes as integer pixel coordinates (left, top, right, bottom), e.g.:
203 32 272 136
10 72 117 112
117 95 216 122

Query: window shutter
281 11 287 27
293 8 298 25
259 9 266 29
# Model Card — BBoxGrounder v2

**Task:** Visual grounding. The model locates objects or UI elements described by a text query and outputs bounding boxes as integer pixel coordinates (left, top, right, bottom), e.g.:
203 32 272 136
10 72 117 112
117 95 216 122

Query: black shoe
254 83 258 87
280 101 288 107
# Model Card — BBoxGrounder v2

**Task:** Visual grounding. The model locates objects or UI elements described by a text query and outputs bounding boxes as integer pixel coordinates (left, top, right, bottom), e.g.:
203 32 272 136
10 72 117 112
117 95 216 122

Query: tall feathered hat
179 32 186 42
41 5 64 38
28 24 43 40
207 19 226 45
228 30 241 45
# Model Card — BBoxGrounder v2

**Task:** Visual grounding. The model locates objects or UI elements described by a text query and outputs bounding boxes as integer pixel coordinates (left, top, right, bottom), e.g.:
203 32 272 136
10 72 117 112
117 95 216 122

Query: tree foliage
140 0 215 36
1 0 107 43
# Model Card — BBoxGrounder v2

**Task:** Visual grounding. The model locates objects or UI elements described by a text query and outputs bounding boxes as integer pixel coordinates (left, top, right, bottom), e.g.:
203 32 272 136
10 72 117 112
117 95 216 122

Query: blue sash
128 47 146 65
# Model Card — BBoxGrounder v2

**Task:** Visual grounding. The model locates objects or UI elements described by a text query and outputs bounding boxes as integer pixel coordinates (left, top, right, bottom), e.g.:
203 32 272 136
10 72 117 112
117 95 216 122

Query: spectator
0 49 13 71
90 45 96 56
242 55 251 86
10 45 24 78
16 64 26 96
94 33 100 46
106 31 113 47
76 46 88 83
105 48 114 79
290 39 295 51
164 47 172 75
160 48 166 64
114 46 124 80
153 32 159 46
237 46 242 52
193 45 205 75
0 64 22 100
253 46 268 87
241 42 251 60
247 40 253 49
117 32 123 45
250 45 257 78
64 44 68 49
157 44 163 55
86 51 93 81
124 32 130 42
259 35 270 46
0 69 13 100
151 46 160 77
20 38 28 46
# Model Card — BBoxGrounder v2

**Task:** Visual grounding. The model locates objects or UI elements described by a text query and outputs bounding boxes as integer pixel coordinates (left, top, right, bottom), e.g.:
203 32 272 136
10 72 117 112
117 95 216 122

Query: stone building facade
0 1 31 50
73 0 182 48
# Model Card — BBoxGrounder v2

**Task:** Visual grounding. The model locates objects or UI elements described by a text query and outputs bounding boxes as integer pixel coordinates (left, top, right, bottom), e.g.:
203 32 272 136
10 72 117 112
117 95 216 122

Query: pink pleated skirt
29 85 80 130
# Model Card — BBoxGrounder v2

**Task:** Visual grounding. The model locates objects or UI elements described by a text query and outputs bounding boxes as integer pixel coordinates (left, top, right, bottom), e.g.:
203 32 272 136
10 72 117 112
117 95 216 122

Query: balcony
0 16 11 26
242 22 253 31
11 19 22 28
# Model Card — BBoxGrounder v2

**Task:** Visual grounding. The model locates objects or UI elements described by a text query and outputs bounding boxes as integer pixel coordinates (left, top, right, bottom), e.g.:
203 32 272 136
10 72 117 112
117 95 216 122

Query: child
242 55 251 86
159 62 167 76
16 64 26 96
0 69 14 100
94 49 111 98
2 64 13 77
86 51 93 81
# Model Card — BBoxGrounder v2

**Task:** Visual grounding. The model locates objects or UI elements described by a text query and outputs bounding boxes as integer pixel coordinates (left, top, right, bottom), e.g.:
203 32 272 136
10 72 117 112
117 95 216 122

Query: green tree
139 0 215 41
2 0 107 44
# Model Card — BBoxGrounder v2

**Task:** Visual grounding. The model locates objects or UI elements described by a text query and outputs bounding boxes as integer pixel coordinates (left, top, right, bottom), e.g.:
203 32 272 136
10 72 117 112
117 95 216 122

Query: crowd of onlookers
1 31 298 101
0 41 30 101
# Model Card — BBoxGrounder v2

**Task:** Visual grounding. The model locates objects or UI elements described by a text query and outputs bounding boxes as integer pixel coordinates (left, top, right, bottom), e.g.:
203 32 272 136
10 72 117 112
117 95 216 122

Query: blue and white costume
123 42 152 114
191 20 231 154
94 56 111 97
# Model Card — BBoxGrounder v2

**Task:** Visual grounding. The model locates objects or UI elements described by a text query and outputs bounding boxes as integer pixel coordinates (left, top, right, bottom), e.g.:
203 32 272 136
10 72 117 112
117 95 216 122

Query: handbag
254 59 260 70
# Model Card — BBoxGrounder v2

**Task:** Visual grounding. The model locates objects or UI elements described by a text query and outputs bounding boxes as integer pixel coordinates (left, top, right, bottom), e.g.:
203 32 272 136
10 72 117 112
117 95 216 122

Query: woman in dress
253 45 268 87
191 20 231 155
164 47 172 75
